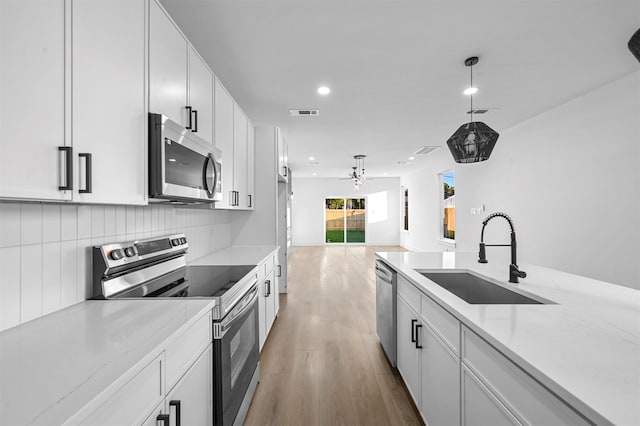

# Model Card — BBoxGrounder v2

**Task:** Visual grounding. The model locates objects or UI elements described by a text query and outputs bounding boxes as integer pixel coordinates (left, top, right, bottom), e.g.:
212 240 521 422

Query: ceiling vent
413 146 440 156
290 109 320 116
466 108 491 114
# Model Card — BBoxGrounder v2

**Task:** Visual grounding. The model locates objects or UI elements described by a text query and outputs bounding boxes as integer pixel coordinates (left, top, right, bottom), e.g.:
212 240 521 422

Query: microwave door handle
203 154 215 198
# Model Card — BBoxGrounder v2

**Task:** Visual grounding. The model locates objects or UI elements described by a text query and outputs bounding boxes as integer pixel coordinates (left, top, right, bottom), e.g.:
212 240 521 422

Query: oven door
213 283 259 426
149 113 221 202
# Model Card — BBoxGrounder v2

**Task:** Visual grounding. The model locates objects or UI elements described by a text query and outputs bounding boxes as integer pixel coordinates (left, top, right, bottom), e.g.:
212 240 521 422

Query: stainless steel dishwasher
375 259 397 367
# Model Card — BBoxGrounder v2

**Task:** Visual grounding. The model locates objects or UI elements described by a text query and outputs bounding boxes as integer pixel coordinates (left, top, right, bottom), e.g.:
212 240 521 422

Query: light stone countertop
191 245 279 266
0 299 214 426
376 251 640 426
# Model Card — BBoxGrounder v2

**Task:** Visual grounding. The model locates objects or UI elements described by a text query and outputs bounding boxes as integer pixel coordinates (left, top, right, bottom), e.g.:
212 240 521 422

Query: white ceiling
161 0 640 178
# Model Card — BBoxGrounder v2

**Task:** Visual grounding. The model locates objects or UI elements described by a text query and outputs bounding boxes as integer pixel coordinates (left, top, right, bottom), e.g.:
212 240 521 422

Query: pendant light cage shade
629 27 640 63
446 121 499 163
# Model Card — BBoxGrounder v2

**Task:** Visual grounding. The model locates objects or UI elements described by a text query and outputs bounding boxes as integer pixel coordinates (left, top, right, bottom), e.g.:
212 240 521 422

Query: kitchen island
377 251 640 426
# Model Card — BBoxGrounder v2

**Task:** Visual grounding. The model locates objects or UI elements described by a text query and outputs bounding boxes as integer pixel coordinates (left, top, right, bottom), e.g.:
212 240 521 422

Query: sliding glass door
325 197 366 244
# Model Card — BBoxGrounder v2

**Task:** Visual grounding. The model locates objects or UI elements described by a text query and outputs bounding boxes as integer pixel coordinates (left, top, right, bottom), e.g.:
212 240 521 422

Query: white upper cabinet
188 47 214 145
277 127 289 182
72 0 146 205
214 78 235 208
233 104 248 209
247 121 255 209
149 0 188 127
0 0 70 201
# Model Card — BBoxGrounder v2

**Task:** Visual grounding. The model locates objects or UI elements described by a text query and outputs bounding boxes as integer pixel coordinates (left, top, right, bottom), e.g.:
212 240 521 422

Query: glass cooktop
183 265 257 297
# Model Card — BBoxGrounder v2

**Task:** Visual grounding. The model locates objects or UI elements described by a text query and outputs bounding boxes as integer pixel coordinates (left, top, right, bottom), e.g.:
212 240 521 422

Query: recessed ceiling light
312 172 317 176
308 156 315 161
383 172 388 176
317 86 331 95
168 158 176 162
408 156 415 161
464 87 478 95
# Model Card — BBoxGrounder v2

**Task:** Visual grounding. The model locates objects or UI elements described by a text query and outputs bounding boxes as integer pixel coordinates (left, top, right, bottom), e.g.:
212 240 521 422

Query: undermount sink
417 271 547 305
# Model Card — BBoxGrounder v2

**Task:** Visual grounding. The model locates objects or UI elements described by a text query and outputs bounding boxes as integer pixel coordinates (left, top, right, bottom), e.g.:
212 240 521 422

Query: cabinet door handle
283 166 288 177
411 319 417 343
192 109 198 133
169 400 181 426
58 146 73 190
78 153 92 194
415 324 423 349
265 279 271 297
157 414 170 426
248 194 252 207
277 265 282 277
186 106 193 130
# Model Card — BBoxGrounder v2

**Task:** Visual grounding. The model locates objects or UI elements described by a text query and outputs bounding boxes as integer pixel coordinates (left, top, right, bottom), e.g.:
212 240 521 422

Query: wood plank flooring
244 246 422 426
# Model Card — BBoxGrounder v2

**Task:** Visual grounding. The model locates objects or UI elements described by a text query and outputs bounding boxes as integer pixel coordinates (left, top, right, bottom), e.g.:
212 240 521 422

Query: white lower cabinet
462 364 522 426
258 253 279 351
396 293 422 405
163 345 213 426
421 323 461 426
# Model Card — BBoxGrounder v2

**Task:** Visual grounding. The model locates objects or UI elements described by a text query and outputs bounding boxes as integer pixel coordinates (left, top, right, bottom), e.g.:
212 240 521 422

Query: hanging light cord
470 63 474 123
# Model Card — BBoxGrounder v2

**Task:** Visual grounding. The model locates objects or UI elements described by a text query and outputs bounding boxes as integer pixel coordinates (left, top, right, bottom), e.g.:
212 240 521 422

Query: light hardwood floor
244 246 422 426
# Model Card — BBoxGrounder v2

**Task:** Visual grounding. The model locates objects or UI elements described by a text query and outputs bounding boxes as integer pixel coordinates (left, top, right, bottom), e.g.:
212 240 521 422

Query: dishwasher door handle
375 266 393 283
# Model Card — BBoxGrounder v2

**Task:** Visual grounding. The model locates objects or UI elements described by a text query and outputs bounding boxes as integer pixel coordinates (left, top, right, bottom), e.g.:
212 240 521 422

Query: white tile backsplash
42 242 62 315
20 204 42 245
20 244 42 323
0 203 20 248
0 202 232 331
0 246 20 330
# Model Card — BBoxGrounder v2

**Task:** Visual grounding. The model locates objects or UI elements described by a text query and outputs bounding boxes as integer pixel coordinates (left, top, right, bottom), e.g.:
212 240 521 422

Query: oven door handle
214 282 259 339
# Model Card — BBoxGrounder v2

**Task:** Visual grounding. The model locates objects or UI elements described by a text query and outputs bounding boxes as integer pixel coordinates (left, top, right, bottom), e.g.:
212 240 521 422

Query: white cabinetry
0 0 70 201
461 326 589 426
247 121 255 209
72 0 146 205
233 104 248 208
188 47 214 145
462 364 522 426
149 0 214 145
396 292 422 405
258 252 279 351
149 0 188 128
78 310 212 426
277 127 289 182
214 78 254 210
214 78 235 208
397 275 461 426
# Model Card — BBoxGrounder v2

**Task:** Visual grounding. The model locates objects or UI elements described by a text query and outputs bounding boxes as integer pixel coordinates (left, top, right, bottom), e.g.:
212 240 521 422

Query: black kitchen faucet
478 212 527 283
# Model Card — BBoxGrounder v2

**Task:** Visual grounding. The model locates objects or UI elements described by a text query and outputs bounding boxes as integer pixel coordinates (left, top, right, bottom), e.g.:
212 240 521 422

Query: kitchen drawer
462 326 590 426
420 293 460 356
165 310 212 390
79 354 163 425
398 275 421 313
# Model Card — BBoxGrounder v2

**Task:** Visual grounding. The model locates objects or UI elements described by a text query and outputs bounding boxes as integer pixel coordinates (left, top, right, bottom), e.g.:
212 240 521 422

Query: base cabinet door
165 345 213 426
0 0 70 201
462 365 522 426
397 295 421 407
421 323 461 426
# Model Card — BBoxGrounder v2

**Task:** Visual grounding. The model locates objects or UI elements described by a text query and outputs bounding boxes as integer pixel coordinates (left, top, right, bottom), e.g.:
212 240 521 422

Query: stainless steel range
92 234 260 426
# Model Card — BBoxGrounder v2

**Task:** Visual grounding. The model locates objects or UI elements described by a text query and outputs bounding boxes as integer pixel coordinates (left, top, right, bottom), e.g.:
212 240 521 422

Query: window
403 188 409 231
325 197 366 243
440 171 455 240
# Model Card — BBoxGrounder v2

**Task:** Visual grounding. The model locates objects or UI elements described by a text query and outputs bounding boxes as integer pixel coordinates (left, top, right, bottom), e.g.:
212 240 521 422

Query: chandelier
446 56 499 163
350 155 366 191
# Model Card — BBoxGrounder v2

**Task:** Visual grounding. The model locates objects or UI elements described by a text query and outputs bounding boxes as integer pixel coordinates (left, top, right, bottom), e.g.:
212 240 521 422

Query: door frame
323 196 368 245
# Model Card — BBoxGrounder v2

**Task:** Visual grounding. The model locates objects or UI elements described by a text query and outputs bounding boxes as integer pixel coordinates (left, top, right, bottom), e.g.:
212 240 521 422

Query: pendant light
446 56 499 163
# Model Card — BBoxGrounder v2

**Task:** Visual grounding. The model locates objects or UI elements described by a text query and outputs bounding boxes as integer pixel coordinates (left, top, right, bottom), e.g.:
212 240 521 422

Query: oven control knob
110 249 124 260
124 247 136 257
171 239 180 247
180 237 187 245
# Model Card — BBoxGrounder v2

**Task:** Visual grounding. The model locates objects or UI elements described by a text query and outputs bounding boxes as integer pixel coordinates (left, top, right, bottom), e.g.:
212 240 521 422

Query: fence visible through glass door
325 197 366 244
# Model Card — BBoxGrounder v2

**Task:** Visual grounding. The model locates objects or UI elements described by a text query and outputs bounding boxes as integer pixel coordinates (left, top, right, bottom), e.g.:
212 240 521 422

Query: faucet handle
478 243 488 263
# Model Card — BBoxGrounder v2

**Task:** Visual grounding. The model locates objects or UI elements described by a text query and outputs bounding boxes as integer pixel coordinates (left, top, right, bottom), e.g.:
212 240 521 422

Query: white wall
0 202 231 331
292 177 401 246
401 71 640 289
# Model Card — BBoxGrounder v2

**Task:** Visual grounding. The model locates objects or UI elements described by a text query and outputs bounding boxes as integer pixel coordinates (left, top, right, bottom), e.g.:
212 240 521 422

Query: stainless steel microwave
149 113 222 203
